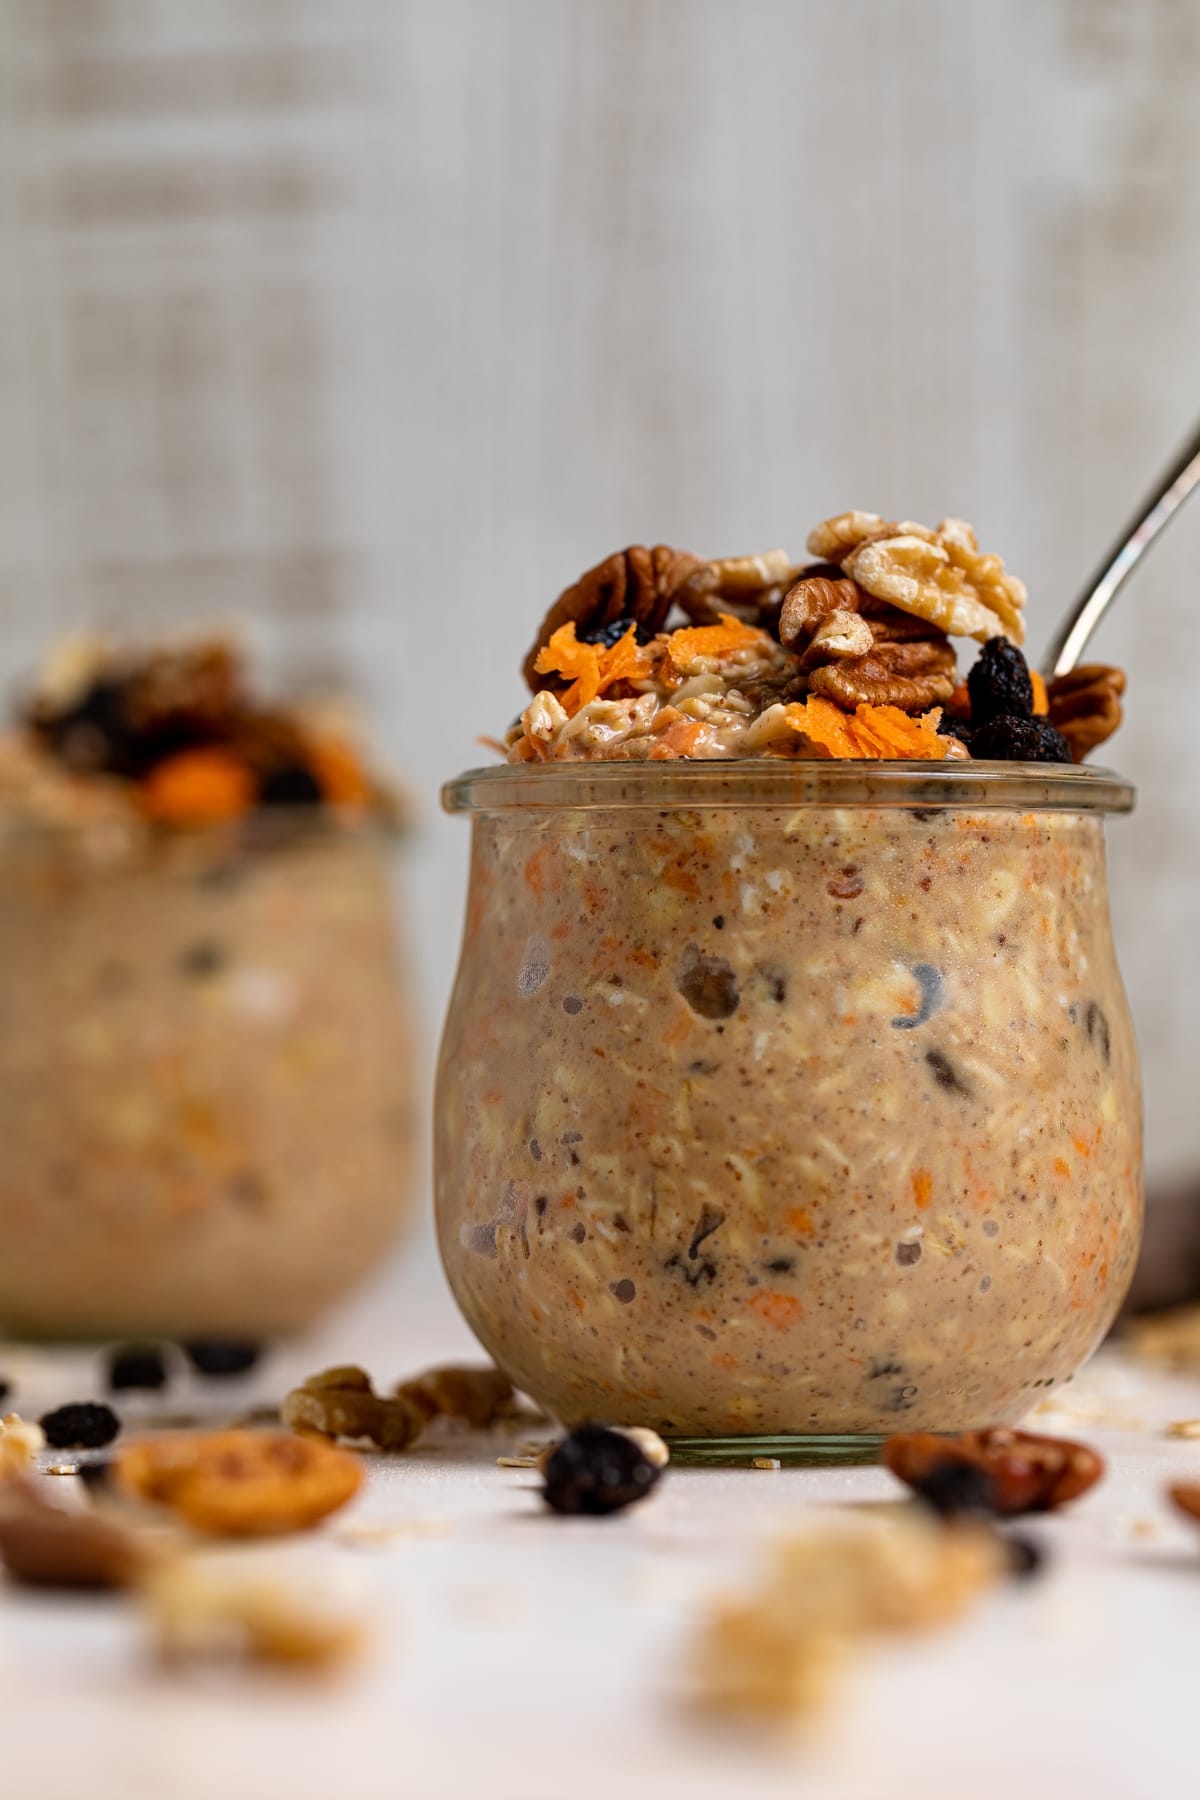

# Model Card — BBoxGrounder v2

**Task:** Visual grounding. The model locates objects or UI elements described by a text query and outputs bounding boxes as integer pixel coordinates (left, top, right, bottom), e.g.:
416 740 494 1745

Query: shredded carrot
911 1169 933 1210
783 697 954 760
138 748 255 827
533 622 655 716
785 1206 815 1236
307 735 369 808
748 1291 803 1329
1030 669 1049 715
665 613 765 668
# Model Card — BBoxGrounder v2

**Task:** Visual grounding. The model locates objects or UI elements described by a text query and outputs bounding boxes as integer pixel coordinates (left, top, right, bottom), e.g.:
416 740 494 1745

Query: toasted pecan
883 1427 1104 1515
523 546 704 691
779 575 868 645
807 639 958 713
1046 664 1126 762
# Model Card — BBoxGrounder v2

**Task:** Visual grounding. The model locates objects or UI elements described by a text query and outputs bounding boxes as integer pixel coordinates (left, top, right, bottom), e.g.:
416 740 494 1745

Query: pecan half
1169 1482 1200 1523
523 545 704 691
807 639 958 712
883 1427 1104 1515
1046 664 1126 762
779 574 868 646
675 549 800 630
794 610 875 671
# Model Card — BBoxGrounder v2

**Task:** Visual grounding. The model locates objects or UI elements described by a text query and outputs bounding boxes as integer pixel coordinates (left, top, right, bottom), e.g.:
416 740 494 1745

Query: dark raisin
106 1344 169 1392
1004 1532 1046 1579
925 1048 971 1095
78 1459 113 1496
541 1423 661 1516
940 717 976 751
712 915 725 930
0 1377 9 1404
972 715 1073 764
39 1402 121 1450
181 1339 262 1378
910 1460 1000 1518
258 764 324 807
676 946 740 1019
578 614 654 649
967 637 1034 725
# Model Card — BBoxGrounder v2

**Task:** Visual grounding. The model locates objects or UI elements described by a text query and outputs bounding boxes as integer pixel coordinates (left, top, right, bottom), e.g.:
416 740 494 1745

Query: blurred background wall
1 0 1198 1259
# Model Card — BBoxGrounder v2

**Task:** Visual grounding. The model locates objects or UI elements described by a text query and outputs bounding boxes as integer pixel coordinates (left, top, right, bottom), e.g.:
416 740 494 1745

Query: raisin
39 1402 121 1450
908 1460 1000 1518
107 1344 169 1392
972 715 1073 764
578 614 654 649
541 1423 662 1516
182 1339 262 1378
925 1048 970 1095
941 717 975 751
0 1377 10 1405
258 764 323 807
1004 1532 1046 1580
967 637 1034 725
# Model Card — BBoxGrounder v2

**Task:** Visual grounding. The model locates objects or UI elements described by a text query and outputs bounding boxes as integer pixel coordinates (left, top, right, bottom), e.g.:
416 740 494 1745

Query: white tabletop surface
3 1244 1199 1800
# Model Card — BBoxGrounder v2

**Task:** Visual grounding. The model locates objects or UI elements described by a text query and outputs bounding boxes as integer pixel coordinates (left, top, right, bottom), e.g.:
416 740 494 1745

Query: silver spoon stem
1043 417 1200 679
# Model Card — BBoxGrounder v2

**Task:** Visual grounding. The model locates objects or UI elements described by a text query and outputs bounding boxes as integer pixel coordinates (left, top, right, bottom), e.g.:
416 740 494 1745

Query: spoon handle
1043 416 1200 678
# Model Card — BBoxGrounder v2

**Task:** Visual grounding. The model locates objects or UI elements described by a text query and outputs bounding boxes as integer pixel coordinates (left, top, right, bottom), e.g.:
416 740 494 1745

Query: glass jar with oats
436 760 1142 1462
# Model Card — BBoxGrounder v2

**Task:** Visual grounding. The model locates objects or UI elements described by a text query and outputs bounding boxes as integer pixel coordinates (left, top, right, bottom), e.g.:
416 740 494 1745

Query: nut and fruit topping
505 511 1127 764
0 1477 150 1589
540 1422 664 1515
394 1364 516 1428
883 1427 1104 1515
114 1428 363 1537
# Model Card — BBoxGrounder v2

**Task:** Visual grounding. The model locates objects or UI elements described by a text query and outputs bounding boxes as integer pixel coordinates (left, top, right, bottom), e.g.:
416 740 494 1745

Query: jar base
666 1433 886 1468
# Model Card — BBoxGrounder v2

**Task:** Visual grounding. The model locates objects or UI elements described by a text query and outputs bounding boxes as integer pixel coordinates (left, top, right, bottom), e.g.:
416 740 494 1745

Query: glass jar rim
443 759 1135 816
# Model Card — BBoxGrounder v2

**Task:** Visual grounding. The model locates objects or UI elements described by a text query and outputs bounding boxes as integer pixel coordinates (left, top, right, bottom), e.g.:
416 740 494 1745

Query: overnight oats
0 638 416 1339
436 514 1141 1453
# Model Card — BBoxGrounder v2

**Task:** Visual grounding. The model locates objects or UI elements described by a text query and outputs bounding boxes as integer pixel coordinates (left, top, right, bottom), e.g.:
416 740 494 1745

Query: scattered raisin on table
972 715 1073 764
182 1339 262 1378
39 1402 121 1450
967 637 1034 724
542 1423 663 1516
107 1343 169 1392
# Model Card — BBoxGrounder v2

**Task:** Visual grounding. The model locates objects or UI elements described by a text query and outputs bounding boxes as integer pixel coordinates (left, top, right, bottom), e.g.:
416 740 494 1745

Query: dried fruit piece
394 1364 515 1428
282 1366 423 1452
542 1423 663 1515
971 715 1073 763
523 545 704 691
807 639 958 713
182 1339 262 1378
144 1557 367 1669
967 637 1034 723
0 1477 149 1589
1046 664 1126 762
108 1344 169 1393
115 1429 363 1536
883 1427 1104 1515
40 1402 121 1450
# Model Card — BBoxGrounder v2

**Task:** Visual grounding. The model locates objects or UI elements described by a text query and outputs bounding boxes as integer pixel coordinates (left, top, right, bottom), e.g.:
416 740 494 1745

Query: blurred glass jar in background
0 639 417 1338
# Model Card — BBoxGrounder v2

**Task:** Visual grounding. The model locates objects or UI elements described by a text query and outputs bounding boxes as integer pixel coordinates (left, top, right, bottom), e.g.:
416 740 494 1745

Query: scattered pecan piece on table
1046 664 1126 762
883 1427 1104 1515
1169 1483 1200 1523
807 639 959 713
522 545 705 691
115 1428 364 1536
0 1477 151 1588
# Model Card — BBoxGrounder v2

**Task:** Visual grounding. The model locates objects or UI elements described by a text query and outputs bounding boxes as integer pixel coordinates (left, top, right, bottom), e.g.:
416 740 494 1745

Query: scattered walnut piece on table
282 1367 424 1452
1046 664 1126 761
883 1427 1104 1515
692 1513 1002 1722
144 1556 367 1670
394 1364 516 1429
1169 1483 1200 1525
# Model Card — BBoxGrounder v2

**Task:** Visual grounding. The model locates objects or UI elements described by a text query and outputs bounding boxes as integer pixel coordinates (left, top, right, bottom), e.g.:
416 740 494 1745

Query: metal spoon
1043 416 1200 678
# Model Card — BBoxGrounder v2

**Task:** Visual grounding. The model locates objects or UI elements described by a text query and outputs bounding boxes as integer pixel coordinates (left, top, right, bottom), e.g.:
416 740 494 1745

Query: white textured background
2 0 1199 1231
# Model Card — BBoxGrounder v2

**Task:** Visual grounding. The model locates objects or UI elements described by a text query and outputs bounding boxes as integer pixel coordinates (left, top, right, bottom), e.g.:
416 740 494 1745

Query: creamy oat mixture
0 638 415 1337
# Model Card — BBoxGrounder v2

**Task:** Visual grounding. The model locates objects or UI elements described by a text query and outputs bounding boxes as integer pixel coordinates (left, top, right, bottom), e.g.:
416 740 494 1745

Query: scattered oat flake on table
143 1557 368 1670
1165 1420 1200 1439
751 1457 782 1471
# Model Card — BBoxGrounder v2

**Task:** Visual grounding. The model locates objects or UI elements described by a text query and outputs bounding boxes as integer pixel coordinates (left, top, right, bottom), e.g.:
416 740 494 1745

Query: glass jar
436 761 1141 1462
0 814 416 1338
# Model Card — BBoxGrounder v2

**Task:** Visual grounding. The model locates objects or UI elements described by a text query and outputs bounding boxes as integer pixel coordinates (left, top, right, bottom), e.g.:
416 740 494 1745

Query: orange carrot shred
1030 669 1049 715
782 698 953 760
138 748 255 827
533 622 655 716
665 613 765 668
